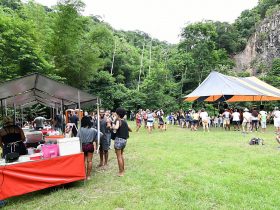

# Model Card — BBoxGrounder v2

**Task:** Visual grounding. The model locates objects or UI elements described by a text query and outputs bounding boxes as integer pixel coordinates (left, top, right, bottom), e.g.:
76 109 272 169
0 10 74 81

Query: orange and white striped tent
184 71 280 102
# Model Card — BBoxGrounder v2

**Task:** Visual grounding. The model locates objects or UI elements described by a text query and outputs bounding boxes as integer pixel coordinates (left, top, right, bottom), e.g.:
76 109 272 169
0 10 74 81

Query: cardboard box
57 137 81 156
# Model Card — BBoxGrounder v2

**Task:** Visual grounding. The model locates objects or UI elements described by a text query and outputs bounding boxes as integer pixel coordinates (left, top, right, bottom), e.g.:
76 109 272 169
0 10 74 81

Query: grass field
4 124 280 210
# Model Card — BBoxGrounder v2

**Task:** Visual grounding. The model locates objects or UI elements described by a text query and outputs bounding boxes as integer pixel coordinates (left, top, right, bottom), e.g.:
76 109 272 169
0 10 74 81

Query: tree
265 58 280 88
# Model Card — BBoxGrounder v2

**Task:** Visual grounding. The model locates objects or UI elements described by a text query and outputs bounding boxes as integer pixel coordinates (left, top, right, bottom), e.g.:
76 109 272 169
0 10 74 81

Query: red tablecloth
0 153 85 200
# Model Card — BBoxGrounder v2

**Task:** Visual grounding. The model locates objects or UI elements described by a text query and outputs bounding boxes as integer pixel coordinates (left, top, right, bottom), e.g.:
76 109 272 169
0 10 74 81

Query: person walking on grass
77 116 97 180
199 109 209 132
251 108 259 132
259 107 267 133
232 109 240 131
146 110 154 134
112 108 132 177
135 110 142 132
191 110 199 131
158 113 166 131
272 107 280 134
98 110 112 167
242 108 251 133
222 109 231 131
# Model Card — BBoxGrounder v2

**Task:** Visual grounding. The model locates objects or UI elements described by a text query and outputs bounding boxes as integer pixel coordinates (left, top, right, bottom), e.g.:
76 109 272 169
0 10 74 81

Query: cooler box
42 144 59 159
25 131 43 143
45 135 65 143
57 137 81 156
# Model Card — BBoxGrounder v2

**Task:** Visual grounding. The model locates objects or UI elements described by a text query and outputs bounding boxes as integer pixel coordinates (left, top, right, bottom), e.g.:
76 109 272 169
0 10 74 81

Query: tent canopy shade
184 71 280 102
0 73 98 108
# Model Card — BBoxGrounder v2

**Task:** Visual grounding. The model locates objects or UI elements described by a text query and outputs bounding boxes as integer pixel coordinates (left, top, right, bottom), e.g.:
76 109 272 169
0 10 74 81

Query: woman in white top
232 109 240 131
199 109 209 132
146 110 154 134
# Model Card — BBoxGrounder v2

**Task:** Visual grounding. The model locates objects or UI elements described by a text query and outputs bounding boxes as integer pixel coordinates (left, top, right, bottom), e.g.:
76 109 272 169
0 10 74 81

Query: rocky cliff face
233 11 280 75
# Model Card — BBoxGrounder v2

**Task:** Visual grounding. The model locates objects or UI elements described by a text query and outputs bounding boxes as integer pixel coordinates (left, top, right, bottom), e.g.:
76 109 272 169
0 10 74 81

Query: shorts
147 121 153 127
192 120 198 125
202 120 208 127
100 134 110 151
82 143 94 154
114 137 127 150
223 119 230 125
232 121 240 125
261 121 267 129
252 120 258 126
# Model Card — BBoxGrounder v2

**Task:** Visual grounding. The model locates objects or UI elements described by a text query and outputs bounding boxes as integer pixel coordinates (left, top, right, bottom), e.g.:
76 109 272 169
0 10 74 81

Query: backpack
249 138 264 145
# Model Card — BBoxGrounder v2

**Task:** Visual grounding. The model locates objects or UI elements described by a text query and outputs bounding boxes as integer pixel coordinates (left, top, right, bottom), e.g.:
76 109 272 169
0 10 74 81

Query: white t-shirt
243 112 252 123
199 111 208 121
259 111 267 122
232 112 240 121
223 111 231 119
274 110 280 118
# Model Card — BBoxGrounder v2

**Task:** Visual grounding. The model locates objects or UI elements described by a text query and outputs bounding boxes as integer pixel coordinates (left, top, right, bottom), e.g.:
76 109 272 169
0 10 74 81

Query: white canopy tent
0 73 101 151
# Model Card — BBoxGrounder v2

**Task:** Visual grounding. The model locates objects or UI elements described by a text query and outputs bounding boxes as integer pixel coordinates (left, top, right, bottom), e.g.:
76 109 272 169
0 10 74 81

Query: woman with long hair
112 108 132 176
77 116 97 180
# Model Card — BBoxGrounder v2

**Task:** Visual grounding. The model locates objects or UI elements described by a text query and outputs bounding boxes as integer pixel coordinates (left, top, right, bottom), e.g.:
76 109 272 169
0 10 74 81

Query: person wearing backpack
112 108 132 177
251 108 259 132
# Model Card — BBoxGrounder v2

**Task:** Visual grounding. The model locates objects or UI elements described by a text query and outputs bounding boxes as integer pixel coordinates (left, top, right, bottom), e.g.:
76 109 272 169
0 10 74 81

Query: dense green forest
0 0 280 112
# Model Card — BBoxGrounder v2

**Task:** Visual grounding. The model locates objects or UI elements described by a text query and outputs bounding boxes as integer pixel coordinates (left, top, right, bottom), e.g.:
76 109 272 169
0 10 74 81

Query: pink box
42 144 59 159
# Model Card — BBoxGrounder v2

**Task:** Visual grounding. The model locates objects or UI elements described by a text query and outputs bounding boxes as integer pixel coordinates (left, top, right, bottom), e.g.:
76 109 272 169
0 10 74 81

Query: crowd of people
130 106 280 135
0 108 132 181
77 108 132 179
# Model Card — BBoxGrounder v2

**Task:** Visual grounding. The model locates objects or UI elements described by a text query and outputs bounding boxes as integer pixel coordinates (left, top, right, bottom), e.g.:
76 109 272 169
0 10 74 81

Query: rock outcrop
233 11 280 75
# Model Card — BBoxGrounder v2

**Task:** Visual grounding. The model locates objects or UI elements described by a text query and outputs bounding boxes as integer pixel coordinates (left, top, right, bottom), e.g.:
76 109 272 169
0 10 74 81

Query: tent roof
0 73 98 108
184 71 280 102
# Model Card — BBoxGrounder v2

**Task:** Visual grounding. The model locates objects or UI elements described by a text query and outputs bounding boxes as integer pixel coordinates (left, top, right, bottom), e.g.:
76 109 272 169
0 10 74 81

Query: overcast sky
34 0 258 44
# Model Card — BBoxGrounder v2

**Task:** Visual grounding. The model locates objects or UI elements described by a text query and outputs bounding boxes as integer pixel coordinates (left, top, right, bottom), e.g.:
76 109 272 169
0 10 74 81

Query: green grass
4 124 280 210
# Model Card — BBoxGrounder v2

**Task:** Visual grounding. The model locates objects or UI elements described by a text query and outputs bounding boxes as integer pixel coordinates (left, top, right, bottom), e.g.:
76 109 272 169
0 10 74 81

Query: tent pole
4 99 7 116
1 100 3 120
13 102 16 124
78 90 81 129
53 106 55 121
20 105 23 127
77 90 82 154
96 98 100 154
61 100 65 134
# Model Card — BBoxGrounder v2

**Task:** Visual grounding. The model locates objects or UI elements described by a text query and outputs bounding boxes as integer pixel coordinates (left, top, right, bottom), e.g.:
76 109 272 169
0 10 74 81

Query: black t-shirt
69 115 79 127
116 120 129 139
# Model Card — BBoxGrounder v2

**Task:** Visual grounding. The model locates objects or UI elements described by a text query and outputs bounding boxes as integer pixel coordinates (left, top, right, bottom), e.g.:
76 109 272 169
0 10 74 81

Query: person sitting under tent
0 116 27 158
33 116 50 130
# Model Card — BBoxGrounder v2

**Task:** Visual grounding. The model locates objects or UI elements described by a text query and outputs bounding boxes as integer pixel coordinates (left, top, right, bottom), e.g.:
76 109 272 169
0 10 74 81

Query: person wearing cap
0 116 27 158
242 108 251 133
